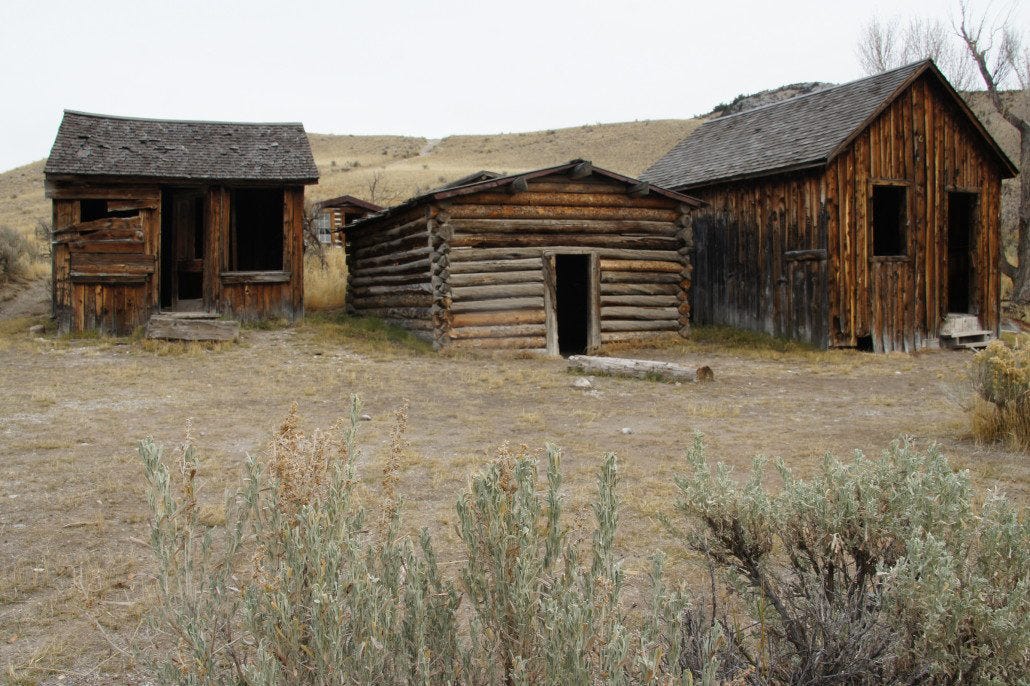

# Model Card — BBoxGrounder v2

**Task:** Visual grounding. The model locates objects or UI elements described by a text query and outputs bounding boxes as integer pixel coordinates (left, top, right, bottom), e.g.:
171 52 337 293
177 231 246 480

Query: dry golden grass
304 247 347 311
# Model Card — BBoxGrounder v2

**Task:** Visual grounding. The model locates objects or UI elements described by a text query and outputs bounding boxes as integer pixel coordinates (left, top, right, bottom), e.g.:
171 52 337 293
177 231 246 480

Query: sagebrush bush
675 435 1030 685
970 338 1030 450
0 224 38 283
142 404 1028 685
141 400 709 685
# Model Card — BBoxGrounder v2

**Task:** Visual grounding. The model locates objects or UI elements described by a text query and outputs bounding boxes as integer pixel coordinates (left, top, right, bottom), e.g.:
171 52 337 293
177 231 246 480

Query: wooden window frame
868 179 911 262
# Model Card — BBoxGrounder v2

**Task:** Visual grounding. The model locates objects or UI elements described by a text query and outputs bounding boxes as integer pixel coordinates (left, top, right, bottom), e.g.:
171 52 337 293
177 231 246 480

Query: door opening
160 188 205 309
555 254 590 355
947 192 977 314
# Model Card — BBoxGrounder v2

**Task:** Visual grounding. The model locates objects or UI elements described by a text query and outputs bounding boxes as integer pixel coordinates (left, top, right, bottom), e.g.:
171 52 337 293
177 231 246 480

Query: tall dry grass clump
140 402 1029 684
0 224 46 284
970 337 1030 451
303 247 347 311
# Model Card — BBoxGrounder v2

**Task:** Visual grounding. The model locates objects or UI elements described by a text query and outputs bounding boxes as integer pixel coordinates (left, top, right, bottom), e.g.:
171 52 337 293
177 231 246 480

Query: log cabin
313 195 382 247
345 160 702 353
44 110 319 337
641 60 1018 352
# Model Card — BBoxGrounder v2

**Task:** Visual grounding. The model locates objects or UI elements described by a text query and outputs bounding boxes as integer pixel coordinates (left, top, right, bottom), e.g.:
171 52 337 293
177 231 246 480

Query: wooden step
146 314 240 341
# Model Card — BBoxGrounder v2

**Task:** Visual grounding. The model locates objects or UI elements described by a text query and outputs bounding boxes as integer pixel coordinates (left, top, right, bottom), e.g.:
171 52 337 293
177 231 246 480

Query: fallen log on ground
567 355 708 382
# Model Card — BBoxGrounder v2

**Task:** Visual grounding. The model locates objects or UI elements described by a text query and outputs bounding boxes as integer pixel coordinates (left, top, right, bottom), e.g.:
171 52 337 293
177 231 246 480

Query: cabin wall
48 181 305 333
689 171 830 347
688 75 1003 351
214 185 305 322
49 183 161 335
828 75 1002 351
435 177 692 352
344 206 435 339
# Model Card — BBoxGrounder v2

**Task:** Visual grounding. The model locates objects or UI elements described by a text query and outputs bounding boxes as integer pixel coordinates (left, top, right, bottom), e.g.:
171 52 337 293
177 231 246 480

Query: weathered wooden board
567 355 701 382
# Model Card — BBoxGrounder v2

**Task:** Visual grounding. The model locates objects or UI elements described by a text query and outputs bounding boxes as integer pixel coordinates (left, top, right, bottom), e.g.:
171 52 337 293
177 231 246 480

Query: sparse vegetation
970 336 1030 450
304 248 347 311
676 435 1029 684
139 402 708 684
298 310 433 356
0 224 42 284
140 406 1029 684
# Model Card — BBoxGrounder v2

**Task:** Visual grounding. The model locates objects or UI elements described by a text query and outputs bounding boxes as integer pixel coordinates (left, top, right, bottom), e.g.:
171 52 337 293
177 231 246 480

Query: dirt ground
0 294 1027 683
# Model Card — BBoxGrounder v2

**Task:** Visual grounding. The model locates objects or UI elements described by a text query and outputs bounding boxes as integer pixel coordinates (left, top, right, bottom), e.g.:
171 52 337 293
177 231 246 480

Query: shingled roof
45 110 319 183
640 60 1016 190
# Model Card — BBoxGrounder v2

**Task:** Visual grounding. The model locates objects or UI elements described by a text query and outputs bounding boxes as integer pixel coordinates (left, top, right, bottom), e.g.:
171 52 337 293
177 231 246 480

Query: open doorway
555 254 591 355
947 192 977 314
160 188 206 310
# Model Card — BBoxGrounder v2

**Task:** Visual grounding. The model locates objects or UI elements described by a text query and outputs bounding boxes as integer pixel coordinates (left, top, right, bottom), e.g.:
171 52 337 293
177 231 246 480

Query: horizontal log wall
438 177 691 351
345 207 434 341
689 72 1004 351
50 185 161 335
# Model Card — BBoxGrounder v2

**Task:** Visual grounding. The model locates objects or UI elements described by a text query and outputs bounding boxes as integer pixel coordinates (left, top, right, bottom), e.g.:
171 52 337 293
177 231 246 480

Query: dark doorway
947 192 977 314
555 254 590 355
160 188 205 309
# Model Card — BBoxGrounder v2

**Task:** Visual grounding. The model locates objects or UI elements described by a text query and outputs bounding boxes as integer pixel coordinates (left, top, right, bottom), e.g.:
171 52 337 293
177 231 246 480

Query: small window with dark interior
79 199 139 222
871 185 907 257
229 188 284 271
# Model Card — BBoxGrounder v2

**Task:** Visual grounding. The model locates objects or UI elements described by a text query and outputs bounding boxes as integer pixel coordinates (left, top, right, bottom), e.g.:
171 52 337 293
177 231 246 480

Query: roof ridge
706 60 930 124
62 109 306 128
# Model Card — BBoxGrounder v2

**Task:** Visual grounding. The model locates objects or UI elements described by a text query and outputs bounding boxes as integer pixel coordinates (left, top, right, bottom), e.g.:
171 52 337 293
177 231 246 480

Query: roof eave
672 159 829 192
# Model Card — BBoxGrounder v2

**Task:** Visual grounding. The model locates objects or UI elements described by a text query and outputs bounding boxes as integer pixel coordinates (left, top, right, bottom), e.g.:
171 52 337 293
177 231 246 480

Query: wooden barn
44 110 319 336
313 195 382 246
641 60 1017 352
344 160 702 353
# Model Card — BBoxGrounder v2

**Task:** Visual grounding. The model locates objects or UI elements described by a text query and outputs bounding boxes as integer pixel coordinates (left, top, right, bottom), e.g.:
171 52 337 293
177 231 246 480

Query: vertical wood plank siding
50 182 306 334
688 74 1003 350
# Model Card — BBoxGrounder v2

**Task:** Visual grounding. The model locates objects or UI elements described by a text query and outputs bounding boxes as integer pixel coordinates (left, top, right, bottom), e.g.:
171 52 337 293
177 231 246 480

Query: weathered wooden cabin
641 60 1017 352
345 160 702 353
44 110 319 336
314 195 382 246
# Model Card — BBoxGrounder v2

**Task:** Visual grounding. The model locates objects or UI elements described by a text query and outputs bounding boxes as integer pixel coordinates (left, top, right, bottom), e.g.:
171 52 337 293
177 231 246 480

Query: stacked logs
345 174 696 352
345 207 435 340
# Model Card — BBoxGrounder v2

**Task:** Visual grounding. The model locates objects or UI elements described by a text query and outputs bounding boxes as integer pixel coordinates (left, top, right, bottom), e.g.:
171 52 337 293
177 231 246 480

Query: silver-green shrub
675 435 1030 685
141 400 703 685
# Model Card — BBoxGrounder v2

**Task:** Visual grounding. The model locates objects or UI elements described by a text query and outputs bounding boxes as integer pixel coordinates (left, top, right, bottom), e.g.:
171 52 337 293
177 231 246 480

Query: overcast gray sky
1 0 1023 172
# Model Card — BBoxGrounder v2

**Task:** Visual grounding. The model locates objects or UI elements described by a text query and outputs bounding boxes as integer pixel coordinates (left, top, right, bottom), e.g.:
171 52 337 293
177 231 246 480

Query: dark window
79 199 139 222
230 188 284 270
871 185 907 256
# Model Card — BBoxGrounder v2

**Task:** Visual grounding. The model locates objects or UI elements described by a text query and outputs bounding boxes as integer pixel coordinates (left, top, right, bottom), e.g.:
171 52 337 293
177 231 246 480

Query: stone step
146 314 240 341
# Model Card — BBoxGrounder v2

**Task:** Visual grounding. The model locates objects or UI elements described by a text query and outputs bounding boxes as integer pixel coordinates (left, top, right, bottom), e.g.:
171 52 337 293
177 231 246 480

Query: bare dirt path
0 278 47 319
0 323 1024 682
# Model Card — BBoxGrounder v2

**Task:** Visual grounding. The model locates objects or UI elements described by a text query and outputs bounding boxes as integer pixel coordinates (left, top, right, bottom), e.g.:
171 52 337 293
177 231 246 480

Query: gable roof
436 170 503 190
316 194 382 212
44 110 319 183
640 60 1017 190
347 159 702 234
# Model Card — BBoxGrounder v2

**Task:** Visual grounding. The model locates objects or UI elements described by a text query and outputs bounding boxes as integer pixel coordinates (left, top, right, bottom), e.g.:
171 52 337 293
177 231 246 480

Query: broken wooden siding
50 185 161 335
49 182 306 334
